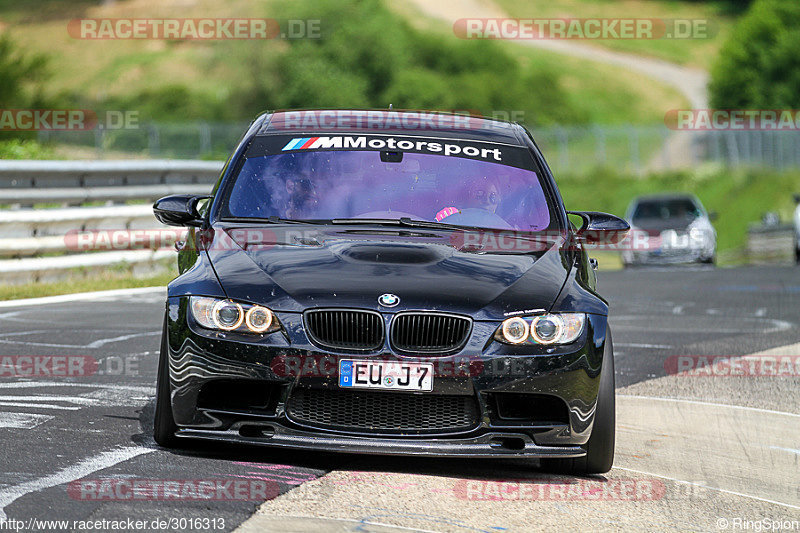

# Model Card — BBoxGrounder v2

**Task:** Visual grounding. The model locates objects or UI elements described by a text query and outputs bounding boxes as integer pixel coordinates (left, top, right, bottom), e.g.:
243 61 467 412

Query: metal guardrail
0 160 222 205
746 222 795 264
0 160 222 283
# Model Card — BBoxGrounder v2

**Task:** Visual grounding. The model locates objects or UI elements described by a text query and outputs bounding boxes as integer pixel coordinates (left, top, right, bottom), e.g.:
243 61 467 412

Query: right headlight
494 313 585 345
189 296 281 335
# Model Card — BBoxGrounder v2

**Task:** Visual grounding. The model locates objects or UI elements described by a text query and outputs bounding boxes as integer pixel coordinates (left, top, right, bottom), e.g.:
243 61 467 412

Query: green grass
0 269 176 301
510 45 687 125
588 250 624 271
493 0 738 68
0 139 56 159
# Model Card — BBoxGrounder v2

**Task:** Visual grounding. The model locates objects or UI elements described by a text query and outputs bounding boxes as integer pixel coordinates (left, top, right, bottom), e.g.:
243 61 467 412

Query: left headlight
494 313 585 345
189 296 281 335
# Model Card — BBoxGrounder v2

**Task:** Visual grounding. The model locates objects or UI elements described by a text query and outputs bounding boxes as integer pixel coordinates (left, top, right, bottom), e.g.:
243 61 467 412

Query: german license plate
338 359 433 391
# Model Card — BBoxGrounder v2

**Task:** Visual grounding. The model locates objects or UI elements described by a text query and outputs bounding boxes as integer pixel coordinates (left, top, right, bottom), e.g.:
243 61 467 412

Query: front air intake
304 309 384 351
390 312 472 354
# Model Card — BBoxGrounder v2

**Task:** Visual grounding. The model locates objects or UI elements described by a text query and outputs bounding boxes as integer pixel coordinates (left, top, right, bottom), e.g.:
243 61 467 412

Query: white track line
618 395 800 419
246 516 442 533
0 396 100 405
0 413 53 429
770 446 800 456
0 402 80 411
0 330 160 350
616 343 672 349
86 331 160 349
617 395 800 510
0 287 164 308
0 382 154 394
0 446 154 520
615 467 800 511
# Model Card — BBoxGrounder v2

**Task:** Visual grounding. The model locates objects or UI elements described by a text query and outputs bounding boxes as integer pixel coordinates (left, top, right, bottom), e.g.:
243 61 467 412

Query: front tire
540 330 615 475
153 314 179 447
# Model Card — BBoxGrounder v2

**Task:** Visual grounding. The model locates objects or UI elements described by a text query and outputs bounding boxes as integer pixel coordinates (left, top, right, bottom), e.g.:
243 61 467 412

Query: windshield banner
246 134 536 170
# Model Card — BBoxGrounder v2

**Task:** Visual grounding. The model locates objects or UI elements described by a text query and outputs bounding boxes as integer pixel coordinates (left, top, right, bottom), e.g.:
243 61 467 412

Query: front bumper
177 423 585 458
164 296 609 458
624 246 713 265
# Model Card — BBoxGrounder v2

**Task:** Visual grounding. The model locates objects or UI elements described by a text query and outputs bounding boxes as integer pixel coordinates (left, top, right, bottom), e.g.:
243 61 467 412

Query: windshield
632 198 702 223
219 149 553 232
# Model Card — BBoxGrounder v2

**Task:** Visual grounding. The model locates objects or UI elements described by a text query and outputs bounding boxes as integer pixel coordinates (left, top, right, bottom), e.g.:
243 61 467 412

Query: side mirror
567 211 630 244
153 195 210 227
708 211 718 222
793 193 800 205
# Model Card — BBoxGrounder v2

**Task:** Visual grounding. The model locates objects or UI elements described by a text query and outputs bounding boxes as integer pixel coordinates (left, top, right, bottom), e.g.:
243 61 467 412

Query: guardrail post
556 127 569 173
94 127 105 159
628 126 640 176
593 126 606 167
724 131 740 167
148 125 161 156
200 123 211 158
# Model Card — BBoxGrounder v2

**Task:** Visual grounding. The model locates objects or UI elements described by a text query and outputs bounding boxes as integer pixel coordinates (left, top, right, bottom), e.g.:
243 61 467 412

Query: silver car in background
622 193 717 266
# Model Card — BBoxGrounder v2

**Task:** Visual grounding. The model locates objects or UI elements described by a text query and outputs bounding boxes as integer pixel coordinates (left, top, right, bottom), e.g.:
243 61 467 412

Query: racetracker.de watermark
64 228 676 254
271 355 613 380
665 109 800 131
68 478 278 501
270 354 484 378
454 18 714 40
0 355 140 378
269 109 525 131
454 478 666 501
665 355 800 377
0 110 138 131
68 18 320 40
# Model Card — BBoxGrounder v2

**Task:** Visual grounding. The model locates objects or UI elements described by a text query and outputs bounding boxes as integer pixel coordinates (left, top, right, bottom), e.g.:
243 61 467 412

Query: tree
0 34 49 107
709 0 800 109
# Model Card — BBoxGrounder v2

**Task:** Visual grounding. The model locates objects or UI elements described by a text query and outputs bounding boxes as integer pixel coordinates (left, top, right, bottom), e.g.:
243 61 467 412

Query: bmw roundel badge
378 293 399 307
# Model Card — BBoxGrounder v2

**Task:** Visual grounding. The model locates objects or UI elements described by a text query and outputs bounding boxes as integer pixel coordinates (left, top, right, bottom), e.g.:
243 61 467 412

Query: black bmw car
152 109 628 474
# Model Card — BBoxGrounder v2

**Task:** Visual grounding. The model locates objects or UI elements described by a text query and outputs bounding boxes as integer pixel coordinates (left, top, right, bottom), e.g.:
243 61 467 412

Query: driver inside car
435 176 513 228
464 177 501 214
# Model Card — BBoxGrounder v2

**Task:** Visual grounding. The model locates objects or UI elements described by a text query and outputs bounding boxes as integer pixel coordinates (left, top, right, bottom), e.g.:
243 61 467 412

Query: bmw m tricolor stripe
282 137 317 150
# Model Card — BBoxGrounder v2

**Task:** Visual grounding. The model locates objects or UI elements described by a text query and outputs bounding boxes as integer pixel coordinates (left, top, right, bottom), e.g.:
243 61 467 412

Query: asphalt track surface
0 265 798 532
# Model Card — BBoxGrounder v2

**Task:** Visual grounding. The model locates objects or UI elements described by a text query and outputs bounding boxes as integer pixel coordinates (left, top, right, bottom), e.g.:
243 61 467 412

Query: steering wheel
436 207 513 229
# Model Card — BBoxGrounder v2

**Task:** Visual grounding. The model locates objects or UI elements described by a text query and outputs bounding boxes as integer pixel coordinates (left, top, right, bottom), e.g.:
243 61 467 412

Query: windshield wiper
397 217 475 231
330 217 467 231
220 216 318 225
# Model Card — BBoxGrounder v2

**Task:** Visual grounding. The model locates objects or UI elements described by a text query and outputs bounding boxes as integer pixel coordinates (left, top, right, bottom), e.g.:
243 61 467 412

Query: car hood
633 216 701 234
202 224 572 321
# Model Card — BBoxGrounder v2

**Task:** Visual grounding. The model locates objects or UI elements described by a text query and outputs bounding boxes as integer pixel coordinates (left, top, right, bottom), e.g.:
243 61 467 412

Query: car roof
630 193 700 204
256 109 527 145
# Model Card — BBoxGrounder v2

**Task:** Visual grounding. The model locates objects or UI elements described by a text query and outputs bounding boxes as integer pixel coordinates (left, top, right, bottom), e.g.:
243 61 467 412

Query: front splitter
176 422 586 458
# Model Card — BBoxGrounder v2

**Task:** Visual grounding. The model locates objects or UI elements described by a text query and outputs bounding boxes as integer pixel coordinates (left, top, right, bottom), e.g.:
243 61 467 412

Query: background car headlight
495 313 585 345
190 296 280 334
